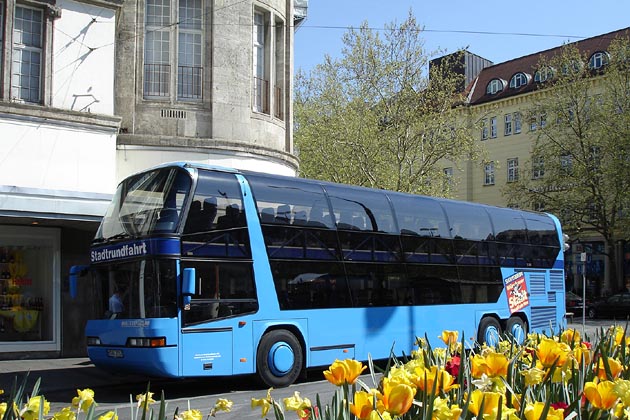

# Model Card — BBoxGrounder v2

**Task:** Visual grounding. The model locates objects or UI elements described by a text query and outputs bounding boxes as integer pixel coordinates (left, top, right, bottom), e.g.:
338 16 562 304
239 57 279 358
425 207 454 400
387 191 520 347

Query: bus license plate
107 349 124 358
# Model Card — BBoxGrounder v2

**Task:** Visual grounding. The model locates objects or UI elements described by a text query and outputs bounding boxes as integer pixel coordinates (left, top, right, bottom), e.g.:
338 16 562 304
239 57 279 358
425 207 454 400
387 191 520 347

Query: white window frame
514 112 522 134
484 162 495 186
507 158 519 182
11 5 44 103
481 118 488 140
532 156 544 179
143 0 204 101
509 72 529 89
490 116 497 138
589 51 609 70
253 10 267 113
504 113 512 136
486 78 503 95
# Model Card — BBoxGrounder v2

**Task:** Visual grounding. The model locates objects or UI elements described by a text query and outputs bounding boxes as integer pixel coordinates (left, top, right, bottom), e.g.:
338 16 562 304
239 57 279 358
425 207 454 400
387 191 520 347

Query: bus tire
477 317 502 346
256 329 303 388
505 316 527 344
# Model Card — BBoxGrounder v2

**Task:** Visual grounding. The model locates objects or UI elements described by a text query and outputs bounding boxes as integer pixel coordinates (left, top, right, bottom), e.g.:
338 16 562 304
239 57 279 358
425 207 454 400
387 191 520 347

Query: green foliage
294 11 478 197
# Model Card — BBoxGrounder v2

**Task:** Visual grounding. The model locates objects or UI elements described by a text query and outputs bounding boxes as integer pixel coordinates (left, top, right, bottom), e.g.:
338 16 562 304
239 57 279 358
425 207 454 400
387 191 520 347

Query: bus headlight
126 337 166 347
86 336 101 346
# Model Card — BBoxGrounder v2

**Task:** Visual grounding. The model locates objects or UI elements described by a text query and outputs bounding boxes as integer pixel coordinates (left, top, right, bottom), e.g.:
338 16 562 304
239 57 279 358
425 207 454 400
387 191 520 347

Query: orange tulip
376 378 414 416
350 390 375 420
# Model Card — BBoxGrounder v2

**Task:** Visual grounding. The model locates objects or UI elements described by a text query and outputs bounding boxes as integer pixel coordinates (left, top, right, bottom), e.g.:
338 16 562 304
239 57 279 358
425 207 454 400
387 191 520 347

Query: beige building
114 0 303 178
450 28 630 296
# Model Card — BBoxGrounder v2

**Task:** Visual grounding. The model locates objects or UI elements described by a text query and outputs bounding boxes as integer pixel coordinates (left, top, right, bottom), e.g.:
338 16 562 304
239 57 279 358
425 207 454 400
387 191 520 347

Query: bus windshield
95 167 192 241
95 259 178 319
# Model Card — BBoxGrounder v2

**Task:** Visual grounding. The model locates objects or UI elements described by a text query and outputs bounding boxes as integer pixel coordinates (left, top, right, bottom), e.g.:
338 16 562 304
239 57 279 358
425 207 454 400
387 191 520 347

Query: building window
490 116 497 138
532 156 544 179
507 158 519 182
514 112 522 134
534 67 553 83
144 0 203 100
11 5 44 103
533 202 545 212
560 154 573 175
481 118 488 140
509 72 529 89
589 51 609 70
443 167 453 189
504 114 512 136
530 113 546 131
252 10 285 119
486 78 504 95
484 162 495 185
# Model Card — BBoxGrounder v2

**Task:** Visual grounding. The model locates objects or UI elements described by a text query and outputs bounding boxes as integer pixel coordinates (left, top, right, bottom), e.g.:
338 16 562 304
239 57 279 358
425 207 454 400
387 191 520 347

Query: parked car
587 292 630 319
565 291 586 315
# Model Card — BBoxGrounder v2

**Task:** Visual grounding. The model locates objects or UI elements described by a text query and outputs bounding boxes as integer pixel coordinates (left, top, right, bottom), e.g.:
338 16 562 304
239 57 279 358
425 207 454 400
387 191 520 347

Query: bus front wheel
256 330 303 388
478 317 502 346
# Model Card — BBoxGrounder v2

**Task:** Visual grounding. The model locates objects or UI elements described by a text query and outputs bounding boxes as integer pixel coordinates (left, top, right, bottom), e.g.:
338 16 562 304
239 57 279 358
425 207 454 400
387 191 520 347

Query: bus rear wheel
506 316 527 344
478 317 502 346
256 330 303 388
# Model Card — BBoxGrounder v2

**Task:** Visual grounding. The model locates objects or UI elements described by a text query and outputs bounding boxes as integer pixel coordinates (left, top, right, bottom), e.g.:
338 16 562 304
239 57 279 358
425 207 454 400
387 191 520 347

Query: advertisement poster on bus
504 272 530 313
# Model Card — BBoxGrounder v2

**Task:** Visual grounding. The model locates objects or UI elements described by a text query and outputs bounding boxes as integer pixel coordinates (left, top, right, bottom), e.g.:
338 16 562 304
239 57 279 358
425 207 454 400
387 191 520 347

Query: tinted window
389 194 450 237
488 207 527 243
181 260 257 326
523 213 559 247
247 175 333 229
441 201 493 241
182 170 250 258
326 185 396 233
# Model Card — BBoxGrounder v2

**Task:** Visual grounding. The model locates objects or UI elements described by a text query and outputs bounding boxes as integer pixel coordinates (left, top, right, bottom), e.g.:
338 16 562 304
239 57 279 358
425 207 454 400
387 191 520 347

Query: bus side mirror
182 267 196 308
69 265 89 299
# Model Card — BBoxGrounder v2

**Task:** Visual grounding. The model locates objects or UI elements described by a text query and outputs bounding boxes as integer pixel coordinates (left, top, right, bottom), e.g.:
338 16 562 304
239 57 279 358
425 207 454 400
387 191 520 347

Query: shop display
0 248 43 339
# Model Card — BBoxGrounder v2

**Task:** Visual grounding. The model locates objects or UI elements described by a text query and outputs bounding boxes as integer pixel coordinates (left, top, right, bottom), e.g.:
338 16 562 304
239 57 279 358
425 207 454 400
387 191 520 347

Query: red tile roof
467 27 630 105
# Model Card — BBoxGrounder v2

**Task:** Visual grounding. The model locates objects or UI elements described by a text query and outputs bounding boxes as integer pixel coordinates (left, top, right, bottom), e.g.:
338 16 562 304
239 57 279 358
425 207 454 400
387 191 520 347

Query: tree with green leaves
294 12 478 197
503 37 630 291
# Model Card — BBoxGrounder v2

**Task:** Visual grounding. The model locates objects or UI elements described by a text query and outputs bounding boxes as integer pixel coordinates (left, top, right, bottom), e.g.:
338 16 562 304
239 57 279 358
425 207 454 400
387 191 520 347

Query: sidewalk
0 357 147 396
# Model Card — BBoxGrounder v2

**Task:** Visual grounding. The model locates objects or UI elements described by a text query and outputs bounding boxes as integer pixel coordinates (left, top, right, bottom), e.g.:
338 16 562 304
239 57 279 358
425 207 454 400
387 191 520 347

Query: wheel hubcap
268 342 294 376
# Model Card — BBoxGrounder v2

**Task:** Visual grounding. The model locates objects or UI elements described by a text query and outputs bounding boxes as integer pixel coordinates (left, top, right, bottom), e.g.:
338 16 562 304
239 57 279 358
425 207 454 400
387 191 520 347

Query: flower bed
1 326 629 419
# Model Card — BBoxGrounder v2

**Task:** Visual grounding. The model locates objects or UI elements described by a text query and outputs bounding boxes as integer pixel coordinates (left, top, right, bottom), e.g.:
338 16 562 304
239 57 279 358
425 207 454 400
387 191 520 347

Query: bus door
179 261 258 376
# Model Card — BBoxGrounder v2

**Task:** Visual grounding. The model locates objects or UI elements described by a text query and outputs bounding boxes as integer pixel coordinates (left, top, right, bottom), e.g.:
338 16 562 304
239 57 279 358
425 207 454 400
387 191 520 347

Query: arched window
509 72 530 89
486 79 504 95
534 67 553 83
589 51 609 70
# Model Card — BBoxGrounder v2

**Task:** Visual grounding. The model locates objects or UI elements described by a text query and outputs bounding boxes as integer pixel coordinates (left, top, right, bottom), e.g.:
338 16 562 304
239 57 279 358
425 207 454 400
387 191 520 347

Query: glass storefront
0 226 60 352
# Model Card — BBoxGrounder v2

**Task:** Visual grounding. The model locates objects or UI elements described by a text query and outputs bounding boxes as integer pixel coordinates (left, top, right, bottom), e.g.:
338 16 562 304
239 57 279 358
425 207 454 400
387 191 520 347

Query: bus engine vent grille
547 291 557 303
530 306 557 332
549 270 564 291
529 273 546 296
160 109 188 119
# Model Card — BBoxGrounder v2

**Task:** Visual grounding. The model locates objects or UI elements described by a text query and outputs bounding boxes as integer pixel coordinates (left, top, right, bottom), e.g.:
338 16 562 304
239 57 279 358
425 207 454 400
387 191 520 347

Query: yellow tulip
377 378 414 416
560 328 581 345
52 407 77 420
0 403 6 419
584 379 619 410
470 351 508 378
573 342 593 366
468 389 503 418
535 337 570 368
323 359 366 386
433 396 463 420
72 388 96 412
439 330 459 347
523 401 564 420
595 357 623 380
350 390 375 420
411 365 458 394
22 396 51 420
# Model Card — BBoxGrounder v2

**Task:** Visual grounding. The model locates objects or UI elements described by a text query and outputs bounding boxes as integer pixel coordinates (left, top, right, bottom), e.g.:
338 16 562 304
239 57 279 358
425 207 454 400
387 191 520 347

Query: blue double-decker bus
72 162 567 387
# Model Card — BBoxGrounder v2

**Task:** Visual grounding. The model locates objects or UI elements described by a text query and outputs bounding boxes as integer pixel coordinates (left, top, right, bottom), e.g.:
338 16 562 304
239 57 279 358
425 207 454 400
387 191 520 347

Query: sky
294 0 630 73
